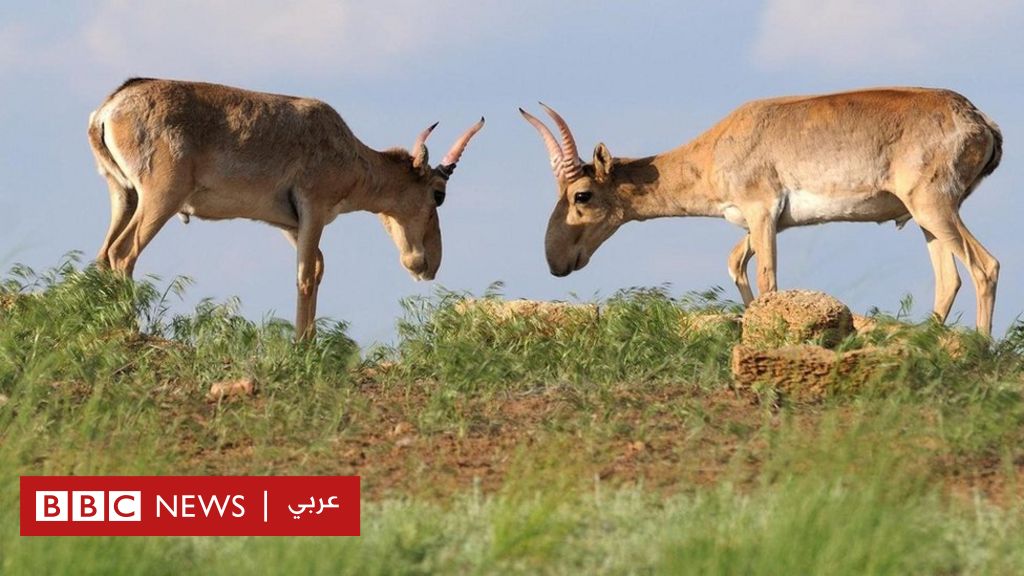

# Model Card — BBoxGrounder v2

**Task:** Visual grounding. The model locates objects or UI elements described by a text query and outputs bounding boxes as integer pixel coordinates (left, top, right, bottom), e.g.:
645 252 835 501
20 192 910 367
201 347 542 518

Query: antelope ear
412 147 430 173
593 143 613 182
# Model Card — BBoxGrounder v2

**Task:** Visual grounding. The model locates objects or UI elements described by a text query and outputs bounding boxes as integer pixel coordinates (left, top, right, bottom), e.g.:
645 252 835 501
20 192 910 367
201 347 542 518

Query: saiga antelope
522 88 1003 334
89 78 484 339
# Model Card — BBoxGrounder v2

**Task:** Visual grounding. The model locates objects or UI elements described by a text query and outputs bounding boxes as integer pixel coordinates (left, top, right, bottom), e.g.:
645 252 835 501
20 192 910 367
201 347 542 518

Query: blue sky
1 1 1022 344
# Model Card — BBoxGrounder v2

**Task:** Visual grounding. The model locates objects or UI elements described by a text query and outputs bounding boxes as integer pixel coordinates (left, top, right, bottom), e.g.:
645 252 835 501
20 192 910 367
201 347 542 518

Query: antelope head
520 104 627 277
379 117 485 281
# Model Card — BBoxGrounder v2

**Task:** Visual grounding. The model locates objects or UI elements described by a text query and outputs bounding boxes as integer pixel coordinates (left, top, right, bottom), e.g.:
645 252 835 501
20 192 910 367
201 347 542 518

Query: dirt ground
184 379 1023 506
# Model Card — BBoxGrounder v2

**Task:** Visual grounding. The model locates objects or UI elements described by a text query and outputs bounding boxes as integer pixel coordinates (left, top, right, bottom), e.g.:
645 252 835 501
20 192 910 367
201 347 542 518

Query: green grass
3 425 1023 575
1 255 1022 575
387 283 741 389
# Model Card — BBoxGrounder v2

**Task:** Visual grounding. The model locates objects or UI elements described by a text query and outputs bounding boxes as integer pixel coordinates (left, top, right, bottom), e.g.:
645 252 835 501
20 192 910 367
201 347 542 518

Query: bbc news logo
36 491 141 522
21 476 360 536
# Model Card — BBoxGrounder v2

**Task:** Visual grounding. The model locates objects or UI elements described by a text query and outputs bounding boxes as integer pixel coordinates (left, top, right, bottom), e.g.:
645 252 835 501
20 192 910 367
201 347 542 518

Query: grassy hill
1 255 1022 575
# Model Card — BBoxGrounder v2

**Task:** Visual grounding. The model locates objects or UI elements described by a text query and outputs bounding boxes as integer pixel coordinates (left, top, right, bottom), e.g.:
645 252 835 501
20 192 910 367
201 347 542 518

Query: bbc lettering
36 491 141 522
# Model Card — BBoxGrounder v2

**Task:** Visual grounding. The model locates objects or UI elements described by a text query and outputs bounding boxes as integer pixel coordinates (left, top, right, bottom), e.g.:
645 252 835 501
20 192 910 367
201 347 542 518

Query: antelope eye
433 189 446 207
574 191 593 204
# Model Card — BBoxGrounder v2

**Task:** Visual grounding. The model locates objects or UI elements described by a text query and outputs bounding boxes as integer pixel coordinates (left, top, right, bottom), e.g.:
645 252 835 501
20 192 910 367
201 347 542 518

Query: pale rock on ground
741 290 854 349
206 378 257 401
732 290 902 400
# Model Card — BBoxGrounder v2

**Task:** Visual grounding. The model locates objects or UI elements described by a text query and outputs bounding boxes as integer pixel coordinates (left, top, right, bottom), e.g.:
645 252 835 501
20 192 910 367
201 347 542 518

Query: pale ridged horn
440 117 486 169
539 102 582 180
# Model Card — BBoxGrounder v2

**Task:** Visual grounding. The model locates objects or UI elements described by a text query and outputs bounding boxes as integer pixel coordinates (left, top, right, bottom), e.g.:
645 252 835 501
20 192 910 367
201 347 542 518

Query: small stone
391 422 414 437
0 294 16 311
625 441 646 455
206 378 256 401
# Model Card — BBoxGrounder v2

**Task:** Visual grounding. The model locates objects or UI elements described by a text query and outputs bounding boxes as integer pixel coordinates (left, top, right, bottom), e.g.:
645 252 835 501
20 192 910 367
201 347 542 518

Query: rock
0 293 21 312
0 394 8 408
390 421 415 437
453 299 600 338
455 298 599 324
731 344 903 401
356 361 397 383
851 313 881 334
853 313 971 359
457 298 738 340
742 290 854 349
206 378 256 401
680 312 742 336
625 441 646 455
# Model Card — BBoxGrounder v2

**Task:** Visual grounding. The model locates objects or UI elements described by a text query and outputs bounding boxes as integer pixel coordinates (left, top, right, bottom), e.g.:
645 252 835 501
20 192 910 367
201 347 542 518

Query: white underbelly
718 190 912 230
180 184 299 228
778 189 909 227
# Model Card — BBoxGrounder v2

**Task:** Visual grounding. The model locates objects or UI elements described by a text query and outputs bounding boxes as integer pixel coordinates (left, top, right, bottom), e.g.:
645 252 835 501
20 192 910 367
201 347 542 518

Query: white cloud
752 0 1021 71
80 0 492 78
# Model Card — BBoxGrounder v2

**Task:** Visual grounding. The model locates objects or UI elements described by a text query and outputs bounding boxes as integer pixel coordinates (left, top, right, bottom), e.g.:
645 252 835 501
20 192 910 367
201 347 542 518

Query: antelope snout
402 251 431 281
549 251 588 277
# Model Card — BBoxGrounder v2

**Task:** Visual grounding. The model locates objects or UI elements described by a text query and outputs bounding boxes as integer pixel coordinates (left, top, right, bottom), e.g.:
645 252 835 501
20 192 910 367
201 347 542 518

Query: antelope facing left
89 78 484 339
522 88 1003 335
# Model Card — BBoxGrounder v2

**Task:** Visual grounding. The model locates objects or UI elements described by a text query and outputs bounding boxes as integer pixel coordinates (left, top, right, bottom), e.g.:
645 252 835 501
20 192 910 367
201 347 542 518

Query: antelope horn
539 102 582 179
411 121 439 165
519 108 564 173
440 117 485 167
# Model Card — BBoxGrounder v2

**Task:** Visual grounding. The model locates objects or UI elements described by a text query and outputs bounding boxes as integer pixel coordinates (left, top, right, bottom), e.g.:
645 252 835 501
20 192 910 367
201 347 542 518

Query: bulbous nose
402 251 428 278
549 264 572 277
548 251 586 277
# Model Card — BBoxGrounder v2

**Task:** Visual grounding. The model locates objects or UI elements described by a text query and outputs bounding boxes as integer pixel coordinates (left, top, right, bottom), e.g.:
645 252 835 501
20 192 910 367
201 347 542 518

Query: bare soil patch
177 378 1020 505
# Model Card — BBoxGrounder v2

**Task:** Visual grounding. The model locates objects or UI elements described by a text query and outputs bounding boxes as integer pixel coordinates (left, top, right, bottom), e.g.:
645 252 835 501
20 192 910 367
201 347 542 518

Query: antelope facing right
89 78 484 339
522 88 1003 335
